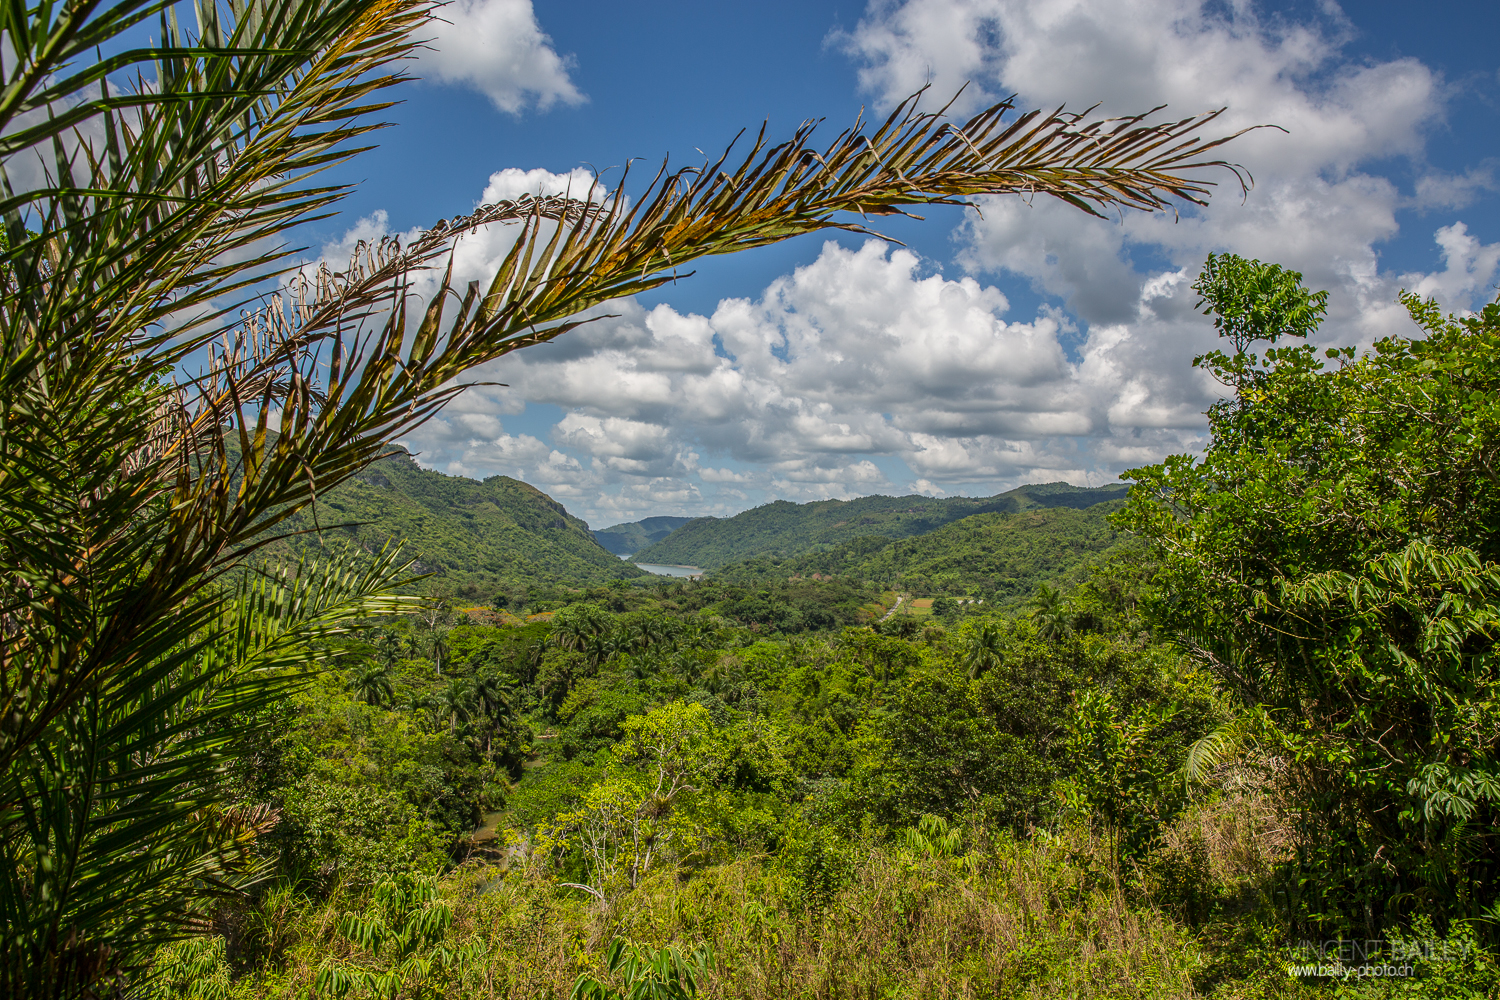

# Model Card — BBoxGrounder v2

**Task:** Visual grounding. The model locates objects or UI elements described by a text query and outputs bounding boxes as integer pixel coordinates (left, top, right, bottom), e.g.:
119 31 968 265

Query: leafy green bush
1121 270 1500 929
571 938 715 1000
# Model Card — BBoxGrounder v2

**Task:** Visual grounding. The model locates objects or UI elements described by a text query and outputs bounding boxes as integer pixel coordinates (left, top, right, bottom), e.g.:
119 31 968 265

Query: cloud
340 210 1494 525
1413 167 1498 212
321 0 1500 525
475 238 1092 473
376 235 1226 521
842 0 1469 336
1401 223 1500 305
419 0 584 114
839 0 1499 477
833 0 1012 115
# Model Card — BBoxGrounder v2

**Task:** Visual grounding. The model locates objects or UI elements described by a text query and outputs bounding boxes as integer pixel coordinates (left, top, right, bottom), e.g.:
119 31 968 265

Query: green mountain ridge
711 501 1128 604
633 481 1129 570
273 449 644 598
592 515 697 557
268 457 1127 602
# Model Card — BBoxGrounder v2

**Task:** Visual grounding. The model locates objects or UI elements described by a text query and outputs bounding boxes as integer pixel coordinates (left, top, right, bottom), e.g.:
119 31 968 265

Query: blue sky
301 0 1500 527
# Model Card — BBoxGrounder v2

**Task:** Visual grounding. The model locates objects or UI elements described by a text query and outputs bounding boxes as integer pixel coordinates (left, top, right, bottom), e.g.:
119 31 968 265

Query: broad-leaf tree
0 0 1253 992
1119 256 1500 932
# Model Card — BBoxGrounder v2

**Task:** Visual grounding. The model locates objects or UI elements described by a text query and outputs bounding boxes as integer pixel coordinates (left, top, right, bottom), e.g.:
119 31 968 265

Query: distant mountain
712 502 1128 603
273 449 644 598
592 515 697 557
632 481 1129 570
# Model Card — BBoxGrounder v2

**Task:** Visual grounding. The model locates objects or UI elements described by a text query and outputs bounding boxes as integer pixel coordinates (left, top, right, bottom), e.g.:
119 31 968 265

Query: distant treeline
631 482 1129 570
711 502 1127 604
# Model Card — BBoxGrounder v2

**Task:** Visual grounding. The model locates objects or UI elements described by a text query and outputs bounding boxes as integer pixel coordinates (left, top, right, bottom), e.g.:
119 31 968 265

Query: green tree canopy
1192 252 1330 354
1120 260 1500 931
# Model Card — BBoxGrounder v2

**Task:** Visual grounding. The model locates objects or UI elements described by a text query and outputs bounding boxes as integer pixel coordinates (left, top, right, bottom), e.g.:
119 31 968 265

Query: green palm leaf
0 543 420 997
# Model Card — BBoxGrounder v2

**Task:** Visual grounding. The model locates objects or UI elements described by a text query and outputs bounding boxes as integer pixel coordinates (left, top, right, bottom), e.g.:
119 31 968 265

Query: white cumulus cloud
838 0 1498 483
384 236 1223 521
419 0 584 114
324 0 1499 524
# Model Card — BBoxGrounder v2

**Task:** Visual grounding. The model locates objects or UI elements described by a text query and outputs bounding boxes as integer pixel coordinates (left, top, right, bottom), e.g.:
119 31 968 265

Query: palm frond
1 0 434 405
386 94 1254 372
1182 716 1258 786
0 543 420 997
0 0 435 770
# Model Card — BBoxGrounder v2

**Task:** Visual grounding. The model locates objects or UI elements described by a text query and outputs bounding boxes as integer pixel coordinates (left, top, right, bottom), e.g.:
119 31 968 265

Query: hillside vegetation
592 515 697 556
156 555 1257 1000
7 0 1401 992
154 273 1500 1000
273 449 643 598
31 232 1500 1000
713 502 1126 603
633 481 1129 569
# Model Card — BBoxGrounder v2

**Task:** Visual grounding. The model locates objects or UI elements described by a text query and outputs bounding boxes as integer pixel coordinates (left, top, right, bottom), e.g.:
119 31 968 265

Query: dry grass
1161 790 1291 889
241 827 1212 1000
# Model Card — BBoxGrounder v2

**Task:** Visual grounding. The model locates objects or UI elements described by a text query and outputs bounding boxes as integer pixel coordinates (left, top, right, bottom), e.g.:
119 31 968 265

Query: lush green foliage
1121 266 1500 932
0 0 436 990
109 254 1500 1000
571 938 715 1000
714 502 1125 604
0 0 1288 987
134 548 1271 994
266 561 1209 876
697 577 884 634
633 483 1128 570
593 517 697 558
1191 252 1330 355
274 449 644 598
149 550 1500 998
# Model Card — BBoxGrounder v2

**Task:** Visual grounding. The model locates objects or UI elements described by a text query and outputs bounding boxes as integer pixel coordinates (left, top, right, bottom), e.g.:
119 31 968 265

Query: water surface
634 563 703 578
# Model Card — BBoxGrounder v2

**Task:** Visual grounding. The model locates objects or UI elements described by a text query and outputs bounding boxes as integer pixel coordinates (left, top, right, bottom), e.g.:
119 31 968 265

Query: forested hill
274 449 643 596
713 501 1127 602
632 481 1129 570
592 515 696 556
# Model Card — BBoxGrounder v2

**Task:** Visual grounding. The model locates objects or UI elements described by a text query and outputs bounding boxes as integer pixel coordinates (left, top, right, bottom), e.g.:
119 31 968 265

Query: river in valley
633 563 704 578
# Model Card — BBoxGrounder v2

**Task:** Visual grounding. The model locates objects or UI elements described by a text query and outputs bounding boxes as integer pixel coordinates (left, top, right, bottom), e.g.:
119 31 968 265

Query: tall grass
166 789 1500 999
201 826 1212 1000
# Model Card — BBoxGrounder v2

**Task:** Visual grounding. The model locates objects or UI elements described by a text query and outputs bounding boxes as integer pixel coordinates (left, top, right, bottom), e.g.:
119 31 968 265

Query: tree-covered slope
633 482 1128 570
713 501 1127 603
275 449 644 596
592 516 696 556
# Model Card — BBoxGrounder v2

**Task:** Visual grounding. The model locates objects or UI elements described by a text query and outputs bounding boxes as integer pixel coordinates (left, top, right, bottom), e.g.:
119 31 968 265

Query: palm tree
550 617 592 654
521 641 547 685
373 628 404 672
616 651 651 682
699 658 728 695
2 543 416 998
626 613 679 653
684 615 734 652
0 0 1252 990
429 629 451 678
472 673 513 722
1028 584 1073 641
626 615 654 651
471 672 514 756
436 682 474 735
960 620 1006 679
406 683 472 733
347 663 395 707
